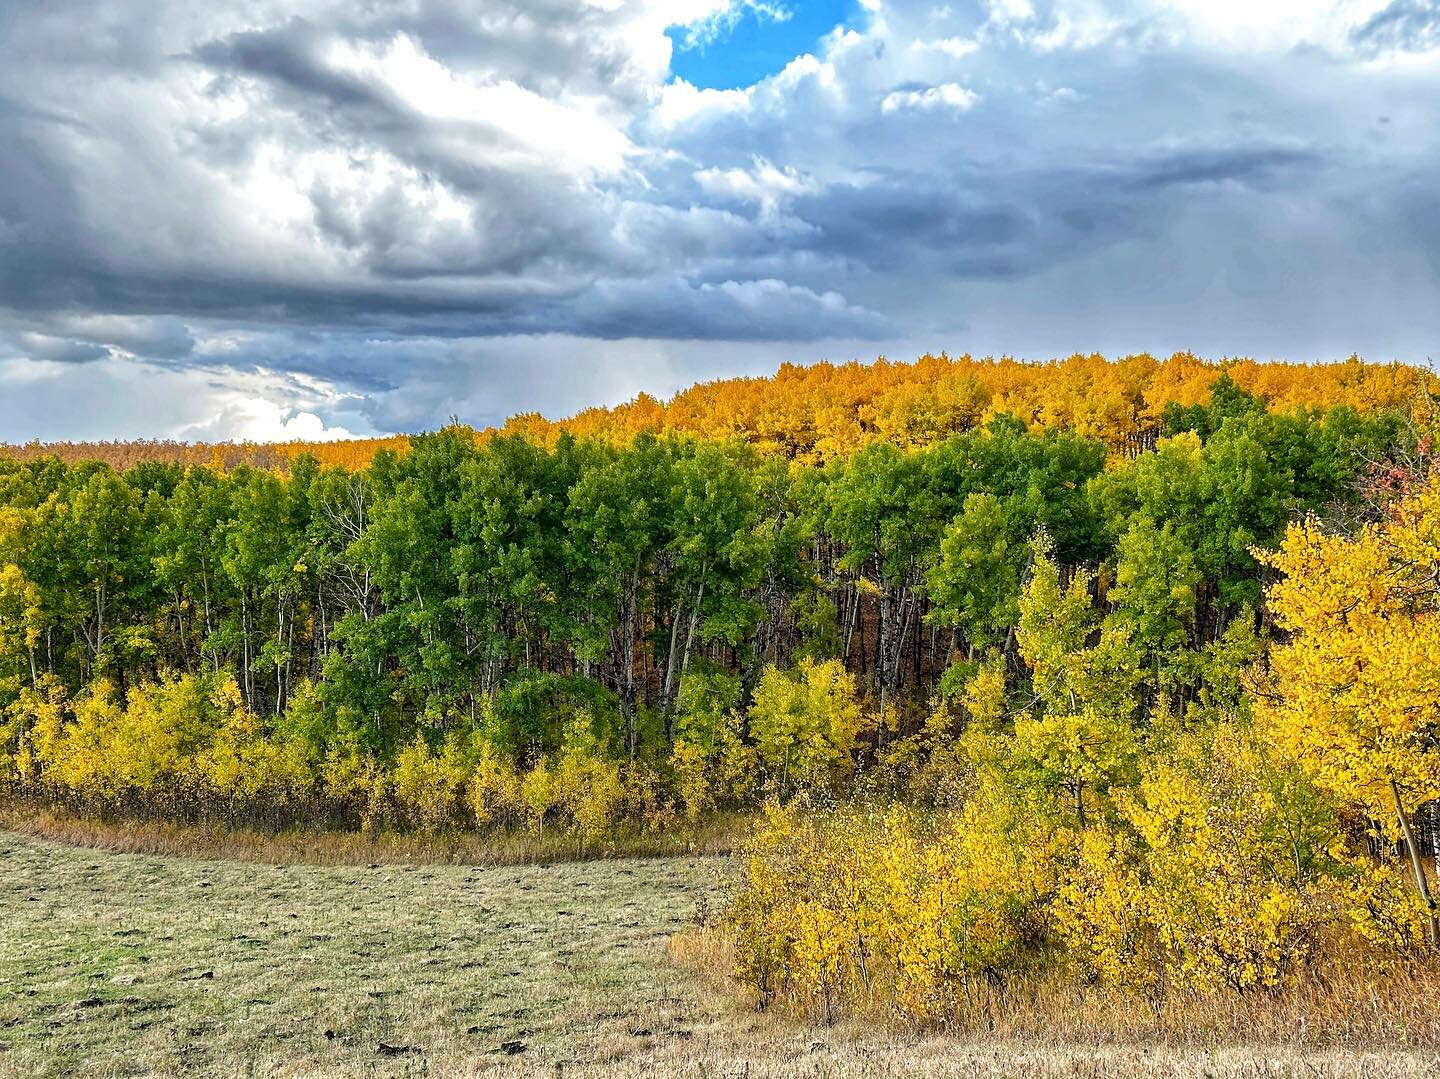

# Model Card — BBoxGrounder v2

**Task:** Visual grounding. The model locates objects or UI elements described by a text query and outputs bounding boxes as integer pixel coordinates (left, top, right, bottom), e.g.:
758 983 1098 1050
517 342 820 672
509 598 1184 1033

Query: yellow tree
748 658 866 797
1259 481 1440 944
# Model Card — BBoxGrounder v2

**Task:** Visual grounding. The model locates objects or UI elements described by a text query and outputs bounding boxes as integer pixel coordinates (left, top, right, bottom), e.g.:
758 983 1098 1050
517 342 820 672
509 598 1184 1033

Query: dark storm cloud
1351 0 1440 54
11 334 110 364
1127 142 1323 191
192 20 372 108
793 179 1030 271
770 137 1322 291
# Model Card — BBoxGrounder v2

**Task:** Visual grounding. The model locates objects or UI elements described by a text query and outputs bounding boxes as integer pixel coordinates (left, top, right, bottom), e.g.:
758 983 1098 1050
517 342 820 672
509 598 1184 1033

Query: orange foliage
522 351 1435 462
2 352 1432 469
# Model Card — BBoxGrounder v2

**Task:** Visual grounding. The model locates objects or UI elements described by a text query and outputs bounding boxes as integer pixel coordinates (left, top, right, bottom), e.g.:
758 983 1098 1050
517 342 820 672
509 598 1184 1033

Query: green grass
4 828 1440 1078
0 828 733 1076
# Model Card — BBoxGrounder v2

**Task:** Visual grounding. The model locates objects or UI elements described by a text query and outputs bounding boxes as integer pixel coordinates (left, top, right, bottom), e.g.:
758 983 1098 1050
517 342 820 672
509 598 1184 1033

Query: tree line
0 373 1410 837
2 352 1430 473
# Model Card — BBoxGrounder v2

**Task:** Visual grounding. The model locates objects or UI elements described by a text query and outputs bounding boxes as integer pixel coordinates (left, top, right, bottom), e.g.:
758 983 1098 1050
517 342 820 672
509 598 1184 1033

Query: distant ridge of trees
2 351 1432 469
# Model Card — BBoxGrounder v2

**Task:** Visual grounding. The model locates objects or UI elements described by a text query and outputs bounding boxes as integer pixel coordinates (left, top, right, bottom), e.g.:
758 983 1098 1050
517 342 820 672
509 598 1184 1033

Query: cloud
912 36 980 58
564 276 896 340
1350 0 1440 54
0 0 1438 442
176 399 359 443
195 24 636 179
880 82 981 112
0 353 376 443
693 156 819 216
18 316 198 360
1126 139 1324 191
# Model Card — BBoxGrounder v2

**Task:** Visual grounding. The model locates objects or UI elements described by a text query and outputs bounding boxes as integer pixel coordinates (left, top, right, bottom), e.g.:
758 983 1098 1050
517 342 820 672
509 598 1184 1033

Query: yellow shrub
392 733 470 832
1054 722 1326 996
1338 859 1433 957
552 748 624 843
7 676 68 785
194 679 317 810
519 756 555 834
467 744 522 828
670 738 713 821
724 799 1053 1023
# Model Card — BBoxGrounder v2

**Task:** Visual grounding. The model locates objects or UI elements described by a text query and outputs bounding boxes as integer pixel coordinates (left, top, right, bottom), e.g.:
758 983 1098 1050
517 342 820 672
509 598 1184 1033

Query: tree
1014 534 1143 825
926 492 1025 657
564 435 671 754
1107 514 1202 700
821 442 934 704
1259 483 1440 944
661 441 765 715
748 658 865 796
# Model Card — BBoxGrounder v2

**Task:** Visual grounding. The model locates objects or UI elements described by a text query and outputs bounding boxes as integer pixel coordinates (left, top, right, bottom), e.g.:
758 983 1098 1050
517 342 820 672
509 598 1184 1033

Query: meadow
0 825 728 1076
3 826 1439 1079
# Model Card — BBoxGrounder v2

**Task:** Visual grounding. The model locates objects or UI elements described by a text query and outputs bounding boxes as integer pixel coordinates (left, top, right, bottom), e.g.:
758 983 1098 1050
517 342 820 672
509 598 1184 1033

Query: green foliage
0 396 1414 836
926 492 1025 652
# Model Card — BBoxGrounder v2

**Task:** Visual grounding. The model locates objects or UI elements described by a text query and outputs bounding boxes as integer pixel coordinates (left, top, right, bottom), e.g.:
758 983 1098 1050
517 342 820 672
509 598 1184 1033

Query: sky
0 0 1438 443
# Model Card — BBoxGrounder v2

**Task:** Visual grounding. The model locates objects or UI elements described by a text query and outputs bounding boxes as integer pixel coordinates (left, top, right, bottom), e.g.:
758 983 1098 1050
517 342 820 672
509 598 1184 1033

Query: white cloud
650 78 752 130
177 399 359 443
880 82 981 112
694 156 818 214
913 35 980 57
322 34 635 179
1165 0 1397 49
0 353 377 443
987 0 1035 24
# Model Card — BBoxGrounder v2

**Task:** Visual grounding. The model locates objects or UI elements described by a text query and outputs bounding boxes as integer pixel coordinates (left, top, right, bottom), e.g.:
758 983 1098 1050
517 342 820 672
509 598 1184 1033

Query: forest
2 352 1440 1028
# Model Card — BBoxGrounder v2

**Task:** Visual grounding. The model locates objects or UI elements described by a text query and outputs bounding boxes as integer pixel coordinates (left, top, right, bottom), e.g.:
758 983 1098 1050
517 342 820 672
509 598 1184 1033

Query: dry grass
673 920 1440 1054
2 826 1439 1078
548 1038 1440 1078
0 799 744 866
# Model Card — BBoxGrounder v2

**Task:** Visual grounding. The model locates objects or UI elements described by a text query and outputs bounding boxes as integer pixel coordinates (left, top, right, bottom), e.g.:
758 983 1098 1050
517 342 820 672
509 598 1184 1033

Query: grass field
4 829 1440 1078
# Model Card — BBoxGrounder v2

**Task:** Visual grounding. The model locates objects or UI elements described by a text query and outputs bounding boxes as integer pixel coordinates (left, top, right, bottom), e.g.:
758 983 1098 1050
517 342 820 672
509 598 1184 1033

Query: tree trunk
1390 777 1440 947
661 600 685 717
678 578 705 685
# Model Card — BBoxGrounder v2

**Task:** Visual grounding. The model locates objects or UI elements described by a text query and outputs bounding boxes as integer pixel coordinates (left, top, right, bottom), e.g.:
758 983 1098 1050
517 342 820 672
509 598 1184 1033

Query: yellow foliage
725 794 1054 1022
551 747 624 843
748 658 866 795
1258 477 1440 944
519 756 555 834
960 662 1006 729
670 738 714 822
504 352 1436 464
391 733 470 832
1339 860 1434 957
467 744 522 827
1258 488 1440 826
195 699 316 807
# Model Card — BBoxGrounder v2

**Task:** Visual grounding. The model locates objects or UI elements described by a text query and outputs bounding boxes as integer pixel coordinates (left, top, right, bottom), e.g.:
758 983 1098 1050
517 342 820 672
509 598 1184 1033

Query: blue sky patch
667 0 862 89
